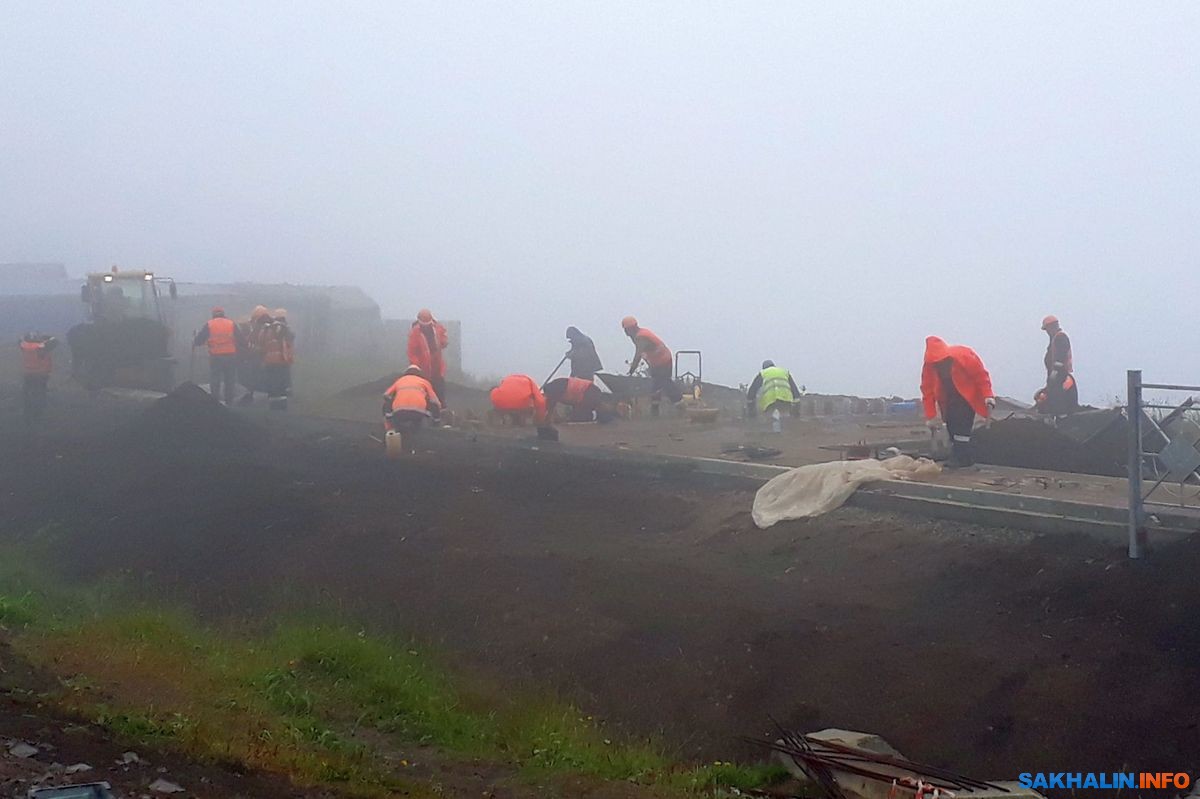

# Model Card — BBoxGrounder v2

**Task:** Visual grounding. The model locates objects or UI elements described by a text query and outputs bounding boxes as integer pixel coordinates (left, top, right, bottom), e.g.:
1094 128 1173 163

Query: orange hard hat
251 305 269 320
211 306 225 317
274 308 287 318
1041 315 1059 330
417 308 434 324
621 315 638 330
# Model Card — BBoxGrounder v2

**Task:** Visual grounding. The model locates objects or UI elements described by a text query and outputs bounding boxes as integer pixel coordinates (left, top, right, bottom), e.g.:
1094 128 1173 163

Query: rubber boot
947 438 975 469
771 408 782 434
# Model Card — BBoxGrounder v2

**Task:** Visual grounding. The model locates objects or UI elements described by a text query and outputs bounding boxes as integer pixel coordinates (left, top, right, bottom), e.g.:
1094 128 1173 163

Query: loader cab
81 268 177 324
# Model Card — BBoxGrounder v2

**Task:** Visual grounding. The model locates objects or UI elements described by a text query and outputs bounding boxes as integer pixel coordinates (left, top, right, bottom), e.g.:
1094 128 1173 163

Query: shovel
542 355 568 388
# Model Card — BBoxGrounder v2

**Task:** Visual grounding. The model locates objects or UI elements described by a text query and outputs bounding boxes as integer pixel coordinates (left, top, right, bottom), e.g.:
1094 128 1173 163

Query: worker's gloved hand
985 397 996 412
926 417 943 431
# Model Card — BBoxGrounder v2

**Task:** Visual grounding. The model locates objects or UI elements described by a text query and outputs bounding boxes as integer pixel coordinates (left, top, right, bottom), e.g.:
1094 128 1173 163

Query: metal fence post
1127 369 1143 559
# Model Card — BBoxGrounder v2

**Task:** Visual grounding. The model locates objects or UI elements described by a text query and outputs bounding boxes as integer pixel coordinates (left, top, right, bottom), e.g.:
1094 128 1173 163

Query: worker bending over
1035 315 1079 415
565 326 603 380
19 333 57 419
621 316 681 415
408 309 450 407
746 360 802 432
921 336 996 468
382 365 442 452
193 307 246 405
261 309 295 410
544 376 616 423
490 374 557 439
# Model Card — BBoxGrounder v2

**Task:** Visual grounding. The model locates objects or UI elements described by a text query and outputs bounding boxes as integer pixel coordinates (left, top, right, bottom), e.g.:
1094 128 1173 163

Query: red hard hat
621 315 638 330
417 308 434 324
1041 315 1059 330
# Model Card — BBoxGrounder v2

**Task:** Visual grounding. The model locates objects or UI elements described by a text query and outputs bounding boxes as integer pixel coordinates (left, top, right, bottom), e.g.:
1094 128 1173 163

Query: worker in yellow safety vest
746 360 802 432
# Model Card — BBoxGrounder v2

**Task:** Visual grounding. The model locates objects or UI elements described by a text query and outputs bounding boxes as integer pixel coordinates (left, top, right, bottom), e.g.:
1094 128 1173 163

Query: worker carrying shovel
382 365 443 454
746 360 802 433
921 336 996 469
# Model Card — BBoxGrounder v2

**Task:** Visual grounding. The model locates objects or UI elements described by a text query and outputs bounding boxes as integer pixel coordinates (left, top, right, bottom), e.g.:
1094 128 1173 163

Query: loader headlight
144 273 154 281
103 274 114 282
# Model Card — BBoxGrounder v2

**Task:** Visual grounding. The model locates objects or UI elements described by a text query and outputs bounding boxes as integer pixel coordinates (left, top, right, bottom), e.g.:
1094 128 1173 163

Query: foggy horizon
3 1 1198 403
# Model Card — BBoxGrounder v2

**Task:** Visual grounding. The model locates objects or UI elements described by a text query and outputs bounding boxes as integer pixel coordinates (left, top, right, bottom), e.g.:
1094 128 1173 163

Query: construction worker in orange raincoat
544 376 616 423
19 333 57 418
383 364 443 452
622 316 682 415
921 336 996 468
407 309 450 406
192 307 246 404
490 374 556 439
1034 315 1079 415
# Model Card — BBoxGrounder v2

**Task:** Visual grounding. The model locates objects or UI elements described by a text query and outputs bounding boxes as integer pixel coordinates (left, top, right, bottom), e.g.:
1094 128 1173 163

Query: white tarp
752 455 942 528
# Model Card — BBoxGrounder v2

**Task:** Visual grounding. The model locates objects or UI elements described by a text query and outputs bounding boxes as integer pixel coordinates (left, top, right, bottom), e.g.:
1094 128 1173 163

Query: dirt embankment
1 390 1199 779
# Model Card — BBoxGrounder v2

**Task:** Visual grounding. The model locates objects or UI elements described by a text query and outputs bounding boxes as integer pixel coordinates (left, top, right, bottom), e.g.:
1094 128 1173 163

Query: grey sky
3 1 1198 401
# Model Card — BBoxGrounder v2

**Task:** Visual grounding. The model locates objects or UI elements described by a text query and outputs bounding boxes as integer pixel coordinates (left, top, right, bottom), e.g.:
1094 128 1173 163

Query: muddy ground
2 382 1199 781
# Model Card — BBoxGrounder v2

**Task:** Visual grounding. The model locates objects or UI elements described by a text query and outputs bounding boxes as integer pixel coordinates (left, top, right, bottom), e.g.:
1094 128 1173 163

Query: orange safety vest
1045 329 1073 375
563 377 592 405
20 340 52 376
262 325 294 365
386 374 441 413
635 328 672 368
206 317 238 356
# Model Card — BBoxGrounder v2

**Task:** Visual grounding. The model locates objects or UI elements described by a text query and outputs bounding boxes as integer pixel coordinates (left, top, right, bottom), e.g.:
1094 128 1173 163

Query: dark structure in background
0 264 462 383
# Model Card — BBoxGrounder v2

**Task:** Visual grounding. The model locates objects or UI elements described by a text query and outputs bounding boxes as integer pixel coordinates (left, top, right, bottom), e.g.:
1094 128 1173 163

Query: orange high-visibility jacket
562 377 592 405
1045 329 1073 375
921 336 994 419
262 324 294 365
205 317 238 356
20 340 52 376
490 374 547 423
407 321 449 378
634 328 672 368
385 374 442 414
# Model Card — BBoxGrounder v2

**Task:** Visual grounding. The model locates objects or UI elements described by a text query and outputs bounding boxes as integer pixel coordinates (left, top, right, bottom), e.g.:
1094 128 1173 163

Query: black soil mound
125 381 263 451
975 410 1128 476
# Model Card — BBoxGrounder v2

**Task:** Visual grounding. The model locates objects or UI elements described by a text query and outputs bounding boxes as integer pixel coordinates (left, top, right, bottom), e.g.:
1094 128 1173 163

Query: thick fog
3 2 1198 402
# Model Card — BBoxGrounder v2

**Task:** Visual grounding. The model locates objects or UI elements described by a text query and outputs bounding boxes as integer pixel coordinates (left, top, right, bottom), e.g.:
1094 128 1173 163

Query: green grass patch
0 551 786 797
0 592 37 627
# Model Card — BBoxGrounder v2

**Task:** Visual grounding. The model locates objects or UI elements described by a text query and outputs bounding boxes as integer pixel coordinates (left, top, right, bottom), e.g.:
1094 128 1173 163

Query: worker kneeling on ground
746 360 802 433
193 307 247 405
490 374 556 439
1034 315 1079 415
544 376 616 423
383 364 443 453
19 332 58 419
921 336 996 469
621 316 682 415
